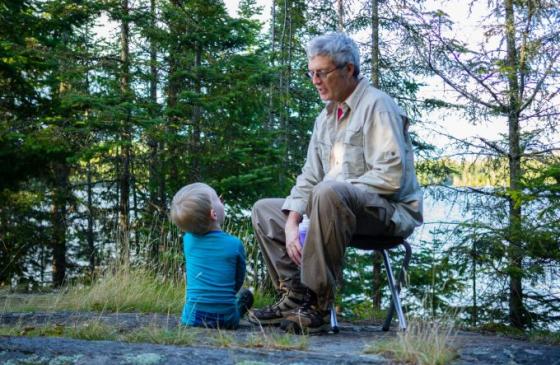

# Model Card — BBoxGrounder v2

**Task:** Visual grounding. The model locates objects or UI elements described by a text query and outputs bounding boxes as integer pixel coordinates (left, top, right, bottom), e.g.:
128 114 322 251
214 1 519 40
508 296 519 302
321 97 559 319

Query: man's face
308 55 354 102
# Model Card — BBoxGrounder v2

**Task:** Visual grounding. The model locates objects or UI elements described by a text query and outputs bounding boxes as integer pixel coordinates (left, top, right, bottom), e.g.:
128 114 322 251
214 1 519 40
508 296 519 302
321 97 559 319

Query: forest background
1 0 559 332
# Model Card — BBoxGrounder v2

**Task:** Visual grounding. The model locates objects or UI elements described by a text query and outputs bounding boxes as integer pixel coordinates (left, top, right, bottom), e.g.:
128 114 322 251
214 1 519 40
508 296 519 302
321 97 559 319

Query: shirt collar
326 76 368 115
344 76 368 111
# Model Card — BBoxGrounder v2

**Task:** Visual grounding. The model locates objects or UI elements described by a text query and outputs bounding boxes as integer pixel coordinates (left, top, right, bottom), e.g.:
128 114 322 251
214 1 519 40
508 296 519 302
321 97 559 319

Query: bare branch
441 40 506 108
476 137 509 156
422 125 509 157
467 186 508 198
519 50 560 112
425 59 505 111
407 25 505 112
519 106 560 121
522 147 560 157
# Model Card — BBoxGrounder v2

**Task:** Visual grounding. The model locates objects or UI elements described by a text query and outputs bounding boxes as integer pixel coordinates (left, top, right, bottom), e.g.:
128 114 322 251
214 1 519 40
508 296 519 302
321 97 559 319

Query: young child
170 182 253 329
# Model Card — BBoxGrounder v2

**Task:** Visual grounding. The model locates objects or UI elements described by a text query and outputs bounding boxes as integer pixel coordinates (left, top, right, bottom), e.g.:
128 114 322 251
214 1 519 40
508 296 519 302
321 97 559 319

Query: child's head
170 183 225 234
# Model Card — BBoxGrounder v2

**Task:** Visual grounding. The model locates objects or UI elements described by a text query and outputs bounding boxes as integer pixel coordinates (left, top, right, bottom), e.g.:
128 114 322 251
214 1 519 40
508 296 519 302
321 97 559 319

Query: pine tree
406 0 560 328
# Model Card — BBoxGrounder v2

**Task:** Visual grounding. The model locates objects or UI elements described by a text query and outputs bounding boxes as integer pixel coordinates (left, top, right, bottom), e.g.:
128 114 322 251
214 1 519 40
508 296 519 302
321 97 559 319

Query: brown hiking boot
248 289 305 325
279 290 330 334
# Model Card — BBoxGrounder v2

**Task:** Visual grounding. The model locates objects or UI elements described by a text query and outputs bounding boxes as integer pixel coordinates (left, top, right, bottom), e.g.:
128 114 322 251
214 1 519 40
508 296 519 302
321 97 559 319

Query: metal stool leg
330 303 339 333
381 241 411 331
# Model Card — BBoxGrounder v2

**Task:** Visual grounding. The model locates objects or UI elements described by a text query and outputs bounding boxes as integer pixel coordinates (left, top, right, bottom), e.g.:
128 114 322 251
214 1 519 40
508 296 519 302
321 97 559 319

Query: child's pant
182 288 253 329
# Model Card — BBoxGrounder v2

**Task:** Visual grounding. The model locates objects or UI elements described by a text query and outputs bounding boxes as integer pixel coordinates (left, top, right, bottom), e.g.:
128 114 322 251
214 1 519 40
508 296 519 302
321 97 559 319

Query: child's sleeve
235 240 246 292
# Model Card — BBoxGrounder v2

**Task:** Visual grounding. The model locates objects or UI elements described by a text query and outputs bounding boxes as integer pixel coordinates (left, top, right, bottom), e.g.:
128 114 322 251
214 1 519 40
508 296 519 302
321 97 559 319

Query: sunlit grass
124 325 198 345
251 288 276 309
1 287 59 312
211 329 236 347
477 322 560 345
1 267 184 314
64 321 119 340
0 319 309 352
0 216 267 316
1 275 274 320
0 321 118 340
528 330 560 345
0 320 199 346
58 267 184 313
342 300 388 322
244 331 309 351
364 319 458 365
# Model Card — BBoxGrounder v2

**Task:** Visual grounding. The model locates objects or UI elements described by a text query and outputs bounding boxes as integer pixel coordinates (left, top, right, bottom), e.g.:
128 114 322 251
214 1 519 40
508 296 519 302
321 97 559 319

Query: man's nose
312 74 322 85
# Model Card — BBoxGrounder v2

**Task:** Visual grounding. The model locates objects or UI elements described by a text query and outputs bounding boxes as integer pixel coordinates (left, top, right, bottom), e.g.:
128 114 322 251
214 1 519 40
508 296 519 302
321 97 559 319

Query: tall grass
1 215 270 314
364 319 458 365
57 266 184 313
1 267 184 314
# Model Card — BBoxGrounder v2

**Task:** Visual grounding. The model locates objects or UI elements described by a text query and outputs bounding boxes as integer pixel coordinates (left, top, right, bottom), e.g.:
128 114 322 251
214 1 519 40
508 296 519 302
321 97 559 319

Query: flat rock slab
1 312 559 364
453 332 560 365
0 336 387 365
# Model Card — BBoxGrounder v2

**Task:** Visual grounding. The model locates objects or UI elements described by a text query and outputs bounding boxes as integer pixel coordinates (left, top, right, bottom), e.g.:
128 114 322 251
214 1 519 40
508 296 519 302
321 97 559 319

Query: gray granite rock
1 312 559 365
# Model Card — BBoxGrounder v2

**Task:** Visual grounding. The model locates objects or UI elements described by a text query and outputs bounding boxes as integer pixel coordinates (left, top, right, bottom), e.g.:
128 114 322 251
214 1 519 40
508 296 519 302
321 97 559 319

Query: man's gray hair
306 32 360 77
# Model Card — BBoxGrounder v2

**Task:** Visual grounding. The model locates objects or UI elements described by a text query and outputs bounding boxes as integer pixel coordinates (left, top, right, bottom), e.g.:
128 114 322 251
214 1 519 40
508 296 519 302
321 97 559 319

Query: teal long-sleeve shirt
183 231 246 312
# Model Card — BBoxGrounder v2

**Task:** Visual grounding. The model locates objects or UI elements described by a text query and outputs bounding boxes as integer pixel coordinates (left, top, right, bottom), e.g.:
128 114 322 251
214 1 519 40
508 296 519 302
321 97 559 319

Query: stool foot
330 305 339 334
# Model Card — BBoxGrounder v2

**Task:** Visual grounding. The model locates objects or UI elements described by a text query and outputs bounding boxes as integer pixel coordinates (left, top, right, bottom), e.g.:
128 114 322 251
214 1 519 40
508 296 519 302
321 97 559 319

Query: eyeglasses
305 64 345 80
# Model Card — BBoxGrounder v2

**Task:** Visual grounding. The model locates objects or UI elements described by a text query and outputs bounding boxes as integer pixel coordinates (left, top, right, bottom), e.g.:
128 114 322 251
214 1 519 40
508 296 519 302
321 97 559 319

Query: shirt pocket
316 140 332 174
343 127 366 175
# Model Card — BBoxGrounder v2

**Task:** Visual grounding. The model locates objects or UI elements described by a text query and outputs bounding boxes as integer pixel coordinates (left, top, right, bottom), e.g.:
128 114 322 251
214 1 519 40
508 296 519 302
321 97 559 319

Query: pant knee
251 198 268 226
311 181 339 200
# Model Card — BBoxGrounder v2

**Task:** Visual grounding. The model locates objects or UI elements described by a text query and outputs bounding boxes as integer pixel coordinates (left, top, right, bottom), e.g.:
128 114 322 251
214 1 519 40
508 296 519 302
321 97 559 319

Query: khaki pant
251 180 395 311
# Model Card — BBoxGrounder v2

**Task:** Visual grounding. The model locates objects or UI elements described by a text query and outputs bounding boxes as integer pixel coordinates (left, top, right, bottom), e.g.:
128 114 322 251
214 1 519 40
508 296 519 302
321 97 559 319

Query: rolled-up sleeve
282 119 325 214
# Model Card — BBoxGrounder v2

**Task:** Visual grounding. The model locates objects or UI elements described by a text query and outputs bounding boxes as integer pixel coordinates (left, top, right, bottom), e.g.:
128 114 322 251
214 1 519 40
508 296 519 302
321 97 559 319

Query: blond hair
170 183 214 234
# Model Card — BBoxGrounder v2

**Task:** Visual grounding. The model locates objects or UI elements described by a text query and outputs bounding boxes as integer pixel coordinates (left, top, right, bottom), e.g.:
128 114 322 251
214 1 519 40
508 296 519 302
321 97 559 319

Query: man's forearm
286 210 303 226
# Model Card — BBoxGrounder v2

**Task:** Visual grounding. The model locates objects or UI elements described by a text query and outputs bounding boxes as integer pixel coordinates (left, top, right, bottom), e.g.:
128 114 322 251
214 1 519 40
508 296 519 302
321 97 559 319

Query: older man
250 32 423 333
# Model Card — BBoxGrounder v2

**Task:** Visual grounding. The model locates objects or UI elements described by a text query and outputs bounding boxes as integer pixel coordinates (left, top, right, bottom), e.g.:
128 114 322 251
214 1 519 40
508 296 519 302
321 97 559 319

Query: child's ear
210 208 218 221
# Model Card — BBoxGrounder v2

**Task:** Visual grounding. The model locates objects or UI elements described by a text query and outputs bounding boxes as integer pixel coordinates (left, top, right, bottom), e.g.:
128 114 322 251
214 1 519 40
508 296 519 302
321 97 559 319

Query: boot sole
247 317 283 326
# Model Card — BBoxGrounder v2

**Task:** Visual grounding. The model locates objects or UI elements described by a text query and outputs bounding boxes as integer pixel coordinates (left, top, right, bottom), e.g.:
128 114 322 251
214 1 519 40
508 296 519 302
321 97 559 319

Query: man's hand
285 211 303 266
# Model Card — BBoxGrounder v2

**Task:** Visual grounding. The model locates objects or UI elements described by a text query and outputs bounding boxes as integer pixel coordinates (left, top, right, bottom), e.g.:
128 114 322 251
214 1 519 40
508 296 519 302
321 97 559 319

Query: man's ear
210 208 218 221
345 63 355 78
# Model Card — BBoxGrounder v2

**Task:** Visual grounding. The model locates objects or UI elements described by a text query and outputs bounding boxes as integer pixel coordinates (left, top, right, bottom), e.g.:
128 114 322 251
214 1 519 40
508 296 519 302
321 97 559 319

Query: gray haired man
250 32 423 333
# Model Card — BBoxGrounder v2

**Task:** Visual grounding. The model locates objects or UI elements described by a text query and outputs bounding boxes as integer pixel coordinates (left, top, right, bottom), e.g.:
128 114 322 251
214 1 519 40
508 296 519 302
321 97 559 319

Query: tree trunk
167 0 182 193
370 0 383 311
118 0 131 264
51 162 69 287
148 0 162 265
472 240 477 326
268 0 277 129
337 0 344 31
86 160 95 275
131 158 139 255
284 3 293 173
278 0 289 188
504 0 527 329
190 44 202 182
370 0 380 88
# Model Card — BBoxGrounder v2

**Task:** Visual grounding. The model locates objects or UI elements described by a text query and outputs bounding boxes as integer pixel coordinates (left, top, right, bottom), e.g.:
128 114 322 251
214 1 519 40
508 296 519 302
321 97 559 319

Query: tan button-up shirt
282 77 423 237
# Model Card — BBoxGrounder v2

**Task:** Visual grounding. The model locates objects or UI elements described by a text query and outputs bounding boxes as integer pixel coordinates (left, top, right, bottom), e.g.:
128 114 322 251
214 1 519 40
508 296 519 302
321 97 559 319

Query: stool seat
350 235 404 250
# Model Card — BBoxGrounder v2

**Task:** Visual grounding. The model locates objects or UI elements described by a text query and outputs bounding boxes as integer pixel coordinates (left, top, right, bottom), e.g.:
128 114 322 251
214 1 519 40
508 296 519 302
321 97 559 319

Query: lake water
394 186 559 328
